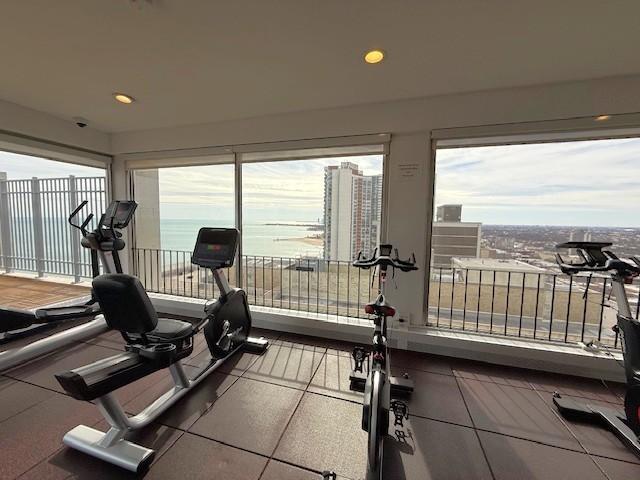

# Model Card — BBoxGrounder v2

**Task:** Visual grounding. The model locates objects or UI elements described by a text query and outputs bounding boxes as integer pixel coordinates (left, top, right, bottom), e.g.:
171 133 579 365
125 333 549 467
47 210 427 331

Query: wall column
384 133 431 327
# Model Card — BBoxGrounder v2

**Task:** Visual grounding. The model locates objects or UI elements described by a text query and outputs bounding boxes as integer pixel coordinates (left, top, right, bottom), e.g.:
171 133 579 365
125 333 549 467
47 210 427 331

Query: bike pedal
352 346 369 373
391 400 409 427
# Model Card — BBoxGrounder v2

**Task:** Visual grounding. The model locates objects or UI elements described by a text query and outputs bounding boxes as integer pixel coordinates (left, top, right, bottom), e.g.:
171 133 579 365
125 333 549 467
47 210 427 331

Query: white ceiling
1 0 639 133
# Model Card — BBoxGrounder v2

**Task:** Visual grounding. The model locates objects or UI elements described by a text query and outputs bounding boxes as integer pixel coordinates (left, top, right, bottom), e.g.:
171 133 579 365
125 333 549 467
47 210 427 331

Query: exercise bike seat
146 318 194 342
365 295 396 317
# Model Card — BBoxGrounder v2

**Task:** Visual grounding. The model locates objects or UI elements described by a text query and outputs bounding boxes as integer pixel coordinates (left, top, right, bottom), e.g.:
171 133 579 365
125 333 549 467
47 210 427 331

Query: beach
160 219 324 258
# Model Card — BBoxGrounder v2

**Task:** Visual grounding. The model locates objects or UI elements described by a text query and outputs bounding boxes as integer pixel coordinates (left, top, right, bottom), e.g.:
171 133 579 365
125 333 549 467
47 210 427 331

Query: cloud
0 152 104 178
435 138 640 226
153 155 383 220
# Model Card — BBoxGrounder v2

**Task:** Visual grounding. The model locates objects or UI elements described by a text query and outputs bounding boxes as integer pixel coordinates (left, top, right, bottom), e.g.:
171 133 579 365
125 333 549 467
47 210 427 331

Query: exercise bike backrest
93 274 159 334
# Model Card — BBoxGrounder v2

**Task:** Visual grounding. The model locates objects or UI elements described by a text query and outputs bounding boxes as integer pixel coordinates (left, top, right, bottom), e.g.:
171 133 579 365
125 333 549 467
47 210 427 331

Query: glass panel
241 155 383 316
0 151 106 279
131 164 235 297
429 137 640 346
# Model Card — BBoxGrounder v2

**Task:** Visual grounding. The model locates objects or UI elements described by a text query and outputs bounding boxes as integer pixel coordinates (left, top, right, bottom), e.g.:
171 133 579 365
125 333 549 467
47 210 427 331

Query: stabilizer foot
389 375 414 397
63 425 155 473
243 336 269 354
554 393 640 460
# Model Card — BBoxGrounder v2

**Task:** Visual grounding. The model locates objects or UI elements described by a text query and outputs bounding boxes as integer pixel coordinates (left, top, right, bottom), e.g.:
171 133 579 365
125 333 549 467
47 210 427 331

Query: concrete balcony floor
0 275 638 479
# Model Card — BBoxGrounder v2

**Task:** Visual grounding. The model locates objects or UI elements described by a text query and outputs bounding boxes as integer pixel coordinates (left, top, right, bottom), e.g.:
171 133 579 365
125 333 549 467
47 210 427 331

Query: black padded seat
146 318 194 342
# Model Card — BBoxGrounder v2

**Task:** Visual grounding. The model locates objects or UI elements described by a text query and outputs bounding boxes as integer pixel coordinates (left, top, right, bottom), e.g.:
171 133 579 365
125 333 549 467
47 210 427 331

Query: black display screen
192 228 239 268
112 201 137 227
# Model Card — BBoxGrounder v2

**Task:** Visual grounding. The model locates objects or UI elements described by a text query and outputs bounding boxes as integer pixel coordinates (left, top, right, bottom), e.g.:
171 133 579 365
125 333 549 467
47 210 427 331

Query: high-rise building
324 162 382 261
436 204 462 222
570 229 592 243
569 229 592 255
431 204 482 268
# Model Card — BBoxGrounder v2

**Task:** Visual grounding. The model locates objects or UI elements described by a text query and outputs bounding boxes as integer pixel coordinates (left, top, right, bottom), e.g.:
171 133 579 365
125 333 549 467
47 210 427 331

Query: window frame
424 121 640 321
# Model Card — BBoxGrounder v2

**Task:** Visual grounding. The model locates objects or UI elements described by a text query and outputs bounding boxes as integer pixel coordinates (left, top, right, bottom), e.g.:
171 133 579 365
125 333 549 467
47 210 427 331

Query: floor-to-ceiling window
429 135 640 346
241 154 383 315
131 162 235 297
0 150 106 280
128 137 389 318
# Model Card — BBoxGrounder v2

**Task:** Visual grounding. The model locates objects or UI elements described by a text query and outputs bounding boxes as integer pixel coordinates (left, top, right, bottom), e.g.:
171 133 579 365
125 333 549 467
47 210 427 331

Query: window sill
149 292 624 382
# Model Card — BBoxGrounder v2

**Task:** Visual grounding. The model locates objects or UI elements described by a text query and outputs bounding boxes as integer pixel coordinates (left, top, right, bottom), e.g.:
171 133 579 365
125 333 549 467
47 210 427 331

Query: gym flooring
0 278 638 479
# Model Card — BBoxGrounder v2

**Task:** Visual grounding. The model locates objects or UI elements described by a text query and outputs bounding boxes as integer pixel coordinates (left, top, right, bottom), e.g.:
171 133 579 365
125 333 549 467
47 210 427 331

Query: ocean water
160 219 323 258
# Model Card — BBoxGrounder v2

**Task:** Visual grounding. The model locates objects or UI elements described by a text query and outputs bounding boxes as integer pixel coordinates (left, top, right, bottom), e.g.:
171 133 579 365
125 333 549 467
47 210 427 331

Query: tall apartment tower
324 162 382 261
431 204 482 268
569 229 592 254
436 204 462 222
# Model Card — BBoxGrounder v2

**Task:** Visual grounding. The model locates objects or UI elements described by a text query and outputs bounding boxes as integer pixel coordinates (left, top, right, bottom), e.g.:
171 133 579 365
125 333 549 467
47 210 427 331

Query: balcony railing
132 248 639 349
429 267 640 348
0 175 107 280
132 248 376 319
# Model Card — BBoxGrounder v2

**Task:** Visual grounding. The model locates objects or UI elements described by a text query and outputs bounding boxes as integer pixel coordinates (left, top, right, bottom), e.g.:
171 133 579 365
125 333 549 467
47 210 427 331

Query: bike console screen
112 201 137 228
102 201 138 229
191 228 239 269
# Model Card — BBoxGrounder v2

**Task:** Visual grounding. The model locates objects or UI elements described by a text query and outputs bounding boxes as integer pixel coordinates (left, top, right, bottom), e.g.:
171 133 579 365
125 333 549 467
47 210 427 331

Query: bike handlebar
68 200 92 236
555 241 640 277
352 245 418 272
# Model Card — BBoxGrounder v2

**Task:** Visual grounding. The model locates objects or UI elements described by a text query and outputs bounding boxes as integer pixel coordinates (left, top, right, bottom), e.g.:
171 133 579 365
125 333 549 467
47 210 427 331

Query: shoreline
275 236 324 246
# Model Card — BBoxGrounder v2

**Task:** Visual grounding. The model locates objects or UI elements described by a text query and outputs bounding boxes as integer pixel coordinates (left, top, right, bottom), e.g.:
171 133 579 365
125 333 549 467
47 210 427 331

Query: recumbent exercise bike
55 227 268 472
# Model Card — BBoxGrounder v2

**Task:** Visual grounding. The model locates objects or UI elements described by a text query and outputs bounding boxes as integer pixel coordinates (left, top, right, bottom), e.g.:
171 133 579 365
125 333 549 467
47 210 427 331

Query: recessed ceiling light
364 50 385 64
114 93 135 104
594 114 611 121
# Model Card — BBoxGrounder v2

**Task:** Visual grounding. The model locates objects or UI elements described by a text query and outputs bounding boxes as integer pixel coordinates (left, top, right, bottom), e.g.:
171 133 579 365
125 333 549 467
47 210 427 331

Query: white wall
111 74 640 153
0 99 110 154
109 73 640 324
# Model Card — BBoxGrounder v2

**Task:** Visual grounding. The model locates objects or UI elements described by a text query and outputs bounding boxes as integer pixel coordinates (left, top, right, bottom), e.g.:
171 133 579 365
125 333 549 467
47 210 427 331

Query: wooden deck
0 274 90 310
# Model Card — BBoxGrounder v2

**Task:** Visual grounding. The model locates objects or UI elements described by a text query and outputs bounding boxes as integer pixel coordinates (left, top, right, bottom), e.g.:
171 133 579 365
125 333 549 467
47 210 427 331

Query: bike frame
350 245 416 480
609 273 640 385
365 268 391 479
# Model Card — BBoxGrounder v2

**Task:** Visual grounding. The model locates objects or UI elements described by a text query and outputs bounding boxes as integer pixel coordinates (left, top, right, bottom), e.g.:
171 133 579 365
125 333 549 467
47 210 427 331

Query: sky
0 151 104 178
153 156 383 223
2 137 639 227
435 137 640 227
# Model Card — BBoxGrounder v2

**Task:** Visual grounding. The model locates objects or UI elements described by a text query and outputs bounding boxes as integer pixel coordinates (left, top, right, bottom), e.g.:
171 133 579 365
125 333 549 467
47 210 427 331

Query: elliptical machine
0 199 136 342
553 241 640 459
55 227 268 472
349 244 418 480
0 200 137 372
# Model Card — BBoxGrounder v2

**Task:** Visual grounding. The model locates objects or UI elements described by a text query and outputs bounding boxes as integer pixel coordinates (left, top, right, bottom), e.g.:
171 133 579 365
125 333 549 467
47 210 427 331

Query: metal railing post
67 175 82 282
31 177 46 277
0 172 12 272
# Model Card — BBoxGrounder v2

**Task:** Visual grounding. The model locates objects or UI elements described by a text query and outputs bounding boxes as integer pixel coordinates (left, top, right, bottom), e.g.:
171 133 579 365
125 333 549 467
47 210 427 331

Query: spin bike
553 241 640 459
349 244 418 480
55 227 268 472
